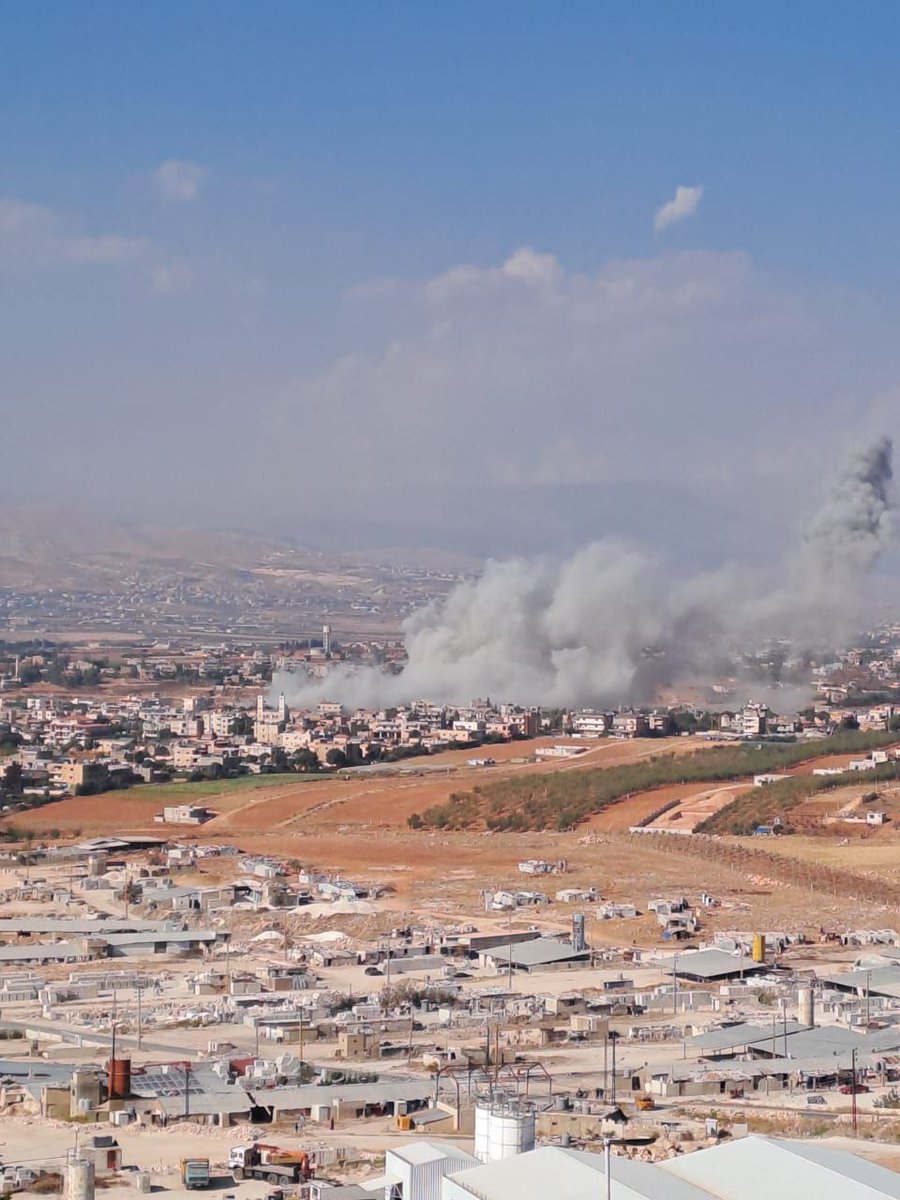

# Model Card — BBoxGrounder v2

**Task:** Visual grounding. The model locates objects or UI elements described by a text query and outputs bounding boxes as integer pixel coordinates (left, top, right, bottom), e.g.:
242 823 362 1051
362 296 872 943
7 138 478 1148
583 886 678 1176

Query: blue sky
3 2 900 557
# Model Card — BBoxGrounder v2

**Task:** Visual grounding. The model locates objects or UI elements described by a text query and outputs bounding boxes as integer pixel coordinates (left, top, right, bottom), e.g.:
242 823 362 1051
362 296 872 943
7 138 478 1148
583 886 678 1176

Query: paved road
0 1015 194 1058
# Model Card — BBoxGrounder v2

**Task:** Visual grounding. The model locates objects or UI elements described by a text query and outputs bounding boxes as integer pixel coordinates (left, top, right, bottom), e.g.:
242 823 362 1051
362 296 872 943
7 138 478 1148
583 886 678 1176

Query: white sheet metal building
385 1142 478 1200
439 1137 900 1200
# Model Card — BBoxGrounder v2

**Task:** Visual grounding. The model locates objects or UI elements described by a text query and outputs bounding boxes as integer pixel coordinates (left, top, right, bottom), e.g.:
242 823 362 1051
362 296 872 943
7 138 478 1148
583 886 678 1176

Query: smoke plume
274 437 894 709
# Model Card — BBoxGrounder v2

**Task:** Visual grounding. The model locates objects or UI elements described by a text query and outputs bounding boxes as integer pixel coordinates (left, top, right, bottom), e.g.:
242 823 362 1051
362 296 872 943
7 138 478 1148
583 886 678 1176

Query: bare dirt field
8 736 704 838
10 737 900 935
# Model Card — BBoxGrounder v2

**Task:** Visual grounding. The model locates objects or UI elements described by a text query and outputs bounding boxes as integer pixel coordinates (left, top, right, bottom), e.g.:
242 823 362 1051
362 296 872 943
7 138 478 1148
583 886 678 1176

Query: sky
3 2 900 564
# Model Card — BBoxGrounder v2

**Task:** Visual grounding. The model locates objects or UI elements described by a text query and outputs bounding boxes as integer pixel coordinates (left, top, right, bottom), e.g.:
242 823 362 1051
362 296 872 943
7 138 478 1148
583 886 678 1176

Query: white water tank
474 1102 536 1163
66 1158 95 1200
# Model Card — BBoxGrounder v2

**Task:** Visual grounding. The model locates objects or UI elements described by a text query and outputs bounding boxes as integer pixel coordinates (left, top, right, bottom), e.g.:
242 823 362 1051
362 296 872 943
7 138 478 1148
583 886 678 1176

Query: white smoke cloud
274 436 894 709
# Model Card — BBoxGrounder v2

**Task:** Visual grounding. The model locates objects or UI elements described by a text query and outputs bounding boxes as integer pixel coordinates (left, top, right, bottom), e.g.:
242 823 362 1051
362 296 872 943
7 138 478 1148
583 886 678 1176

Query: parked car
839 1083 870 1094
364 966 383 976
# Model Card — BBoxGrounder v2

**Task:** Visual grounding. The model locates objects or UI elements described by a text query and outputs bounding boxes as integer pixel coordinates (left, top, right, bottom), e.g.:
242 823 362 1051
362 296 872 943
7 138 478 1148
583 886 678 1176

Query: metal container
474 1102 536 1163
751 933 766 963
108 1057 132 1100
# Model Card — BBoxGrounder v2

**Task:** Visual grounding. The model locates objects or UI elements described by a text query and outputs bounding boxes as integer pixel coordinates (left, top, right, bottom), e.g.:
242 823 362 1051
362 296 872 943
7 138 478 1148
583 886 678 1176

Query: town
4 621 900 811
0 624 898 1197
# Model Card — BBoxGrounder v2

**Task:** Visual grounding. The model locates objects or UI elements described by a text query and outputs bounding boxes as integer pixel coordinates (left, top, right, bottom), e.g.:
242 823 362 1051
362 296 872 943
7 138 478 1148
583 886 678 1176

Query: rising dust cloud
274 437 894 709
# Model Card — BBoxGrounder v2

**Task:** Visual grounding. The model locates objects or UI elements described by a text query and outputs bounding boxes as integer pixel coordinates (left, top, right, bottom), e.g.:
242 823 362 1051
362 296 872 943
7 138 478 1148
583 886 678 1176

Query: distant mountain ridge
0 507 478 592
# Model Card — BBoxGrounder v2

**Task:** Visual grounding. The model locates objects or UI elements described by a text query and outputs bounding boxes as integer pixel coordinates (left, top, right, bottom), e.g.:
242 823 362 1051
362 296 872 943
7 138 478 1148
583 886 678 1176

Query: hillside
411 731 899 832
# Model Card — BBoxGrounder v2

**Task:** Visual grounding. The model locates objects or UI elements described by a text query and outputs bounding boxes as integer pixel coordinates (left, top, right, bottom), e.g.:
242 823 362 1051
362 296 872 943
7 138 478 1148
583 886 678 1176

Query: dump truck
228 1145 312 1184
180 1158 210 1189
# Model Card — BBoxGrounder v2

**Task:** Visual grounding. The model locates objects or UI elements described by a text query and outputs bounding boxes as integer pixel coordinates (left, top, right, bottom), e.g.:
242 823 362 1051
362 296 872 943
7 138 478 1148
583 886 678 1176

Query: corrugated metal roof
666 949 763 980
661 1135 900 1199
0 918 165 934
484 938 589 968
822 966 900 999
0 942 86 962
447 1145 715 1199
258 1078 433 1110
685 1021 806 1053
388 1141 478 1168
447 1139 900 1199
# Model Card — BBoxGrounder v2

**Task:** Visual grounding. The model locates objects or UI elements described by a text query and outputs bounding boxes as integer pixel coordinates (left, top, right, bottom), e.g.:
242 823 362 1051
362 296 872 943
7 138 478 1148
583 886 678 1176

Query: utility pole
851 1047 859 1137
136 987 142 1051
184 1061 190 1120
672 955 678 1015
865 970 871 1027
610 1032 619 1106
604 1136 612 1200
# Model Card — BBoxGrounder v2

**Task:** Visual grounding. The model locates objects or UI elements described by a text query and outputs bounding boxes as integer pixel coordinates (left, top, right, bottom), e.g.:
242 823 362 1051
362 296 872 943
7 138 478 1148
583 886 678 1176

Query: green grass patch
140 772 326 804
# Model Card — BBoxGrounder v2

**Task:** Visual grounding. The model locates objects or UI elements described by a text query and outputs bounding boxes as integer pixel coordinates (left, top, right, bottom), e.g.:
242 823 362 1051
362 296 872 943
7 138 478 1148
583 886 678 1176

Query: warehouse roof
821 966 900 999
748 1025 900 1060
387 1141 478 1169
99 930 225 947
484 938 590 969
0 918 166 935
685 1021 805 1054
447 1145 713 1200
445 1138 900 1199
157 1092 253 1117
259 1078 433 1111
667 949 763 980
0 941 87 963
662 1135 900 1198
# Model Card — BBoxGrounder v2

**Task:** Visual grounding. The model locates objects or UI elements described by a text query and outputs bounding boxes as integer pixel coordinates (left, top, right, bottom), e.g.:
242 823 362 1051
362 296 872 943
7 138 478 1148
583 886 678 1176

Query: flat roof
485 938 590 968
0 942 86 963
261 1079 433 1110
747 1025 900 1059
0 918 167 935
448 1145 714 1200
685 1021 806 1054
821 966 900 998
666 949 763 980
662 1135 900 1199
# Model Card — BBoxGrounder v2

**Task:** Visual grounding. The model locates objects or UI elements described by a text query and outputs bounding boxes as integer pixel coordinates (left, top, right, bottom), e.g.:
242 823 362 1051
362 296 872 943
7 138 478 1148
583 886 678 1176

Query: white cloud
271 244 866 552
150 259 195 293
654 185 703 232
0 198 149 267
0 197 197 296
152 159 207 203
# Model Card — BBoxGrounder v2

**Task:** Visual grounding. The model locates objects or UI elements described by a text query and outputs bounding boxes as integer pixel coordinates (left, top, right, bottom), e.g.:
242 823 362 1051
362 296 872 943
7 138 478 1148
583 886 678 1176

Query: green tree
3 761 23 795
293 748 320 773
